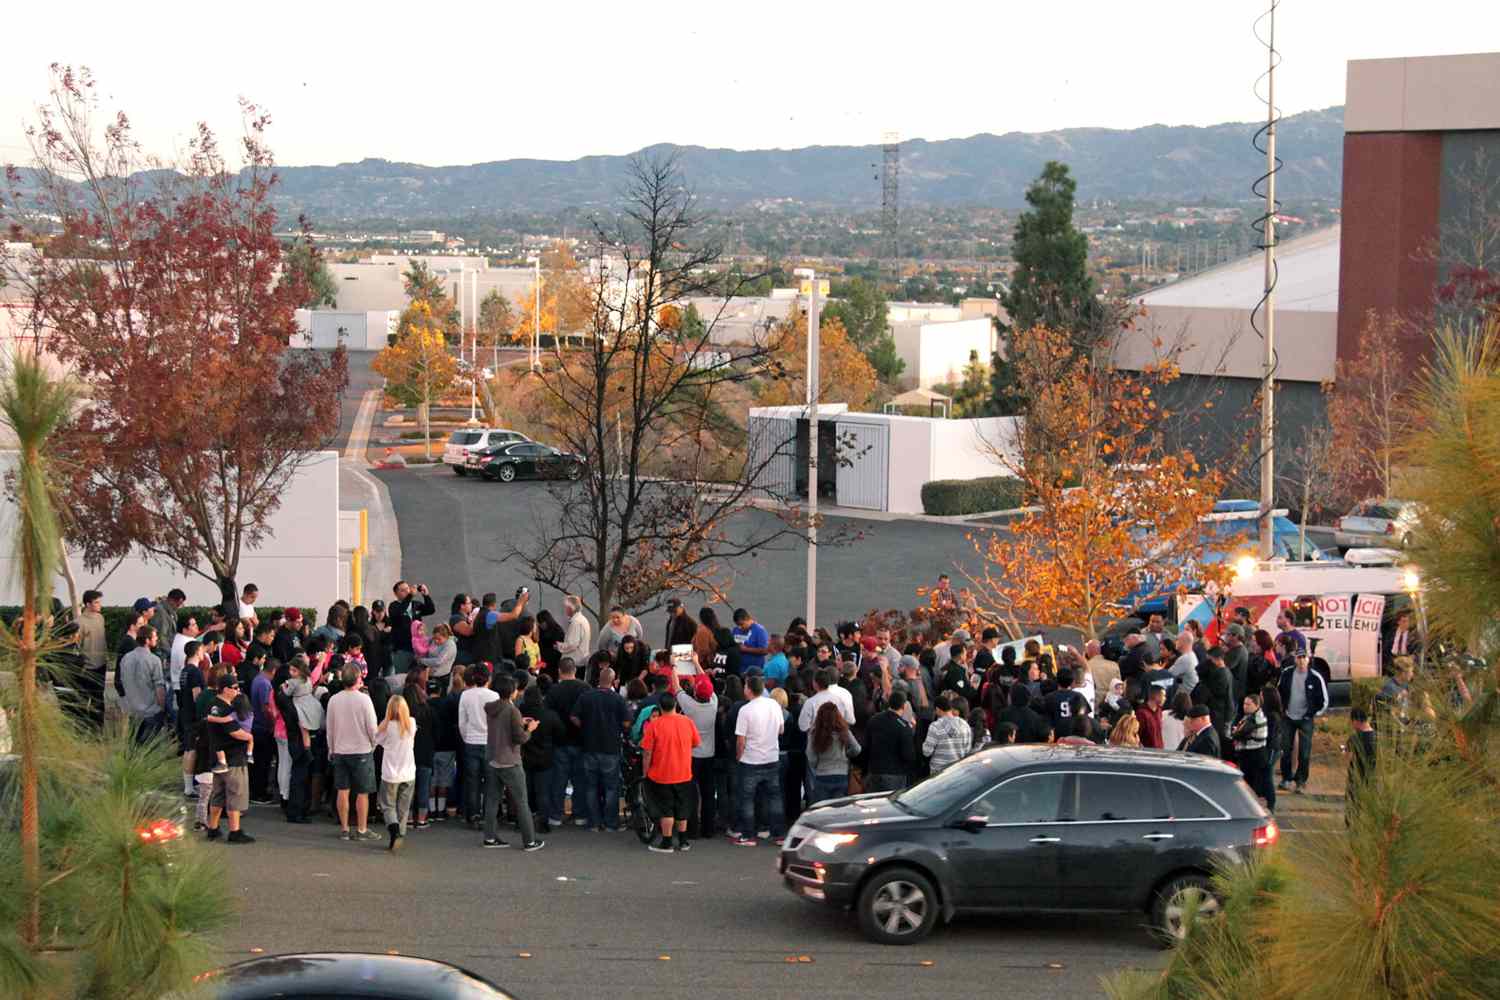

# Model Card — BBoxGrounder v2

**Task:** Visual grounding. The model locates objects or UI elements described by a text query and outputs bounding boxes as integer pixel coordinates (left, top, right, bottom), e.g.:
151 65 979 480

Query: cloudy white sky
2 1 1496 168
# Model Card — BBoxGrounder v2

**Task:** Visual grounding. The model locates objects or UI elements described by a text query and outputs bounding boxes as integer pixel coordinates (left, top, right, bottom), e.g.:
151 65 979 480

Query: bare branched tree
505 153 806 620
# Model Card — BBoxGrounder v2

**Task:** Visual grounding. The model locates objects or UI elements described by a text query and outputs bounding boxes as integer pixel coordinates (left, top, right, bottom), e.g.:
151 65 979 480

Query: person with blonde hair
375 693 418 851
1108 711 1142 748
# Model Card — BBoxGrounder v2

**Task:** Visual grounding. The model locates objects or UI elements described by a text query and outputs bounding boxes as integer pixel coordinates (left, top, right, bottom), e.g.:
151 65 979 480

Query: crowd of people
73 571 1432 856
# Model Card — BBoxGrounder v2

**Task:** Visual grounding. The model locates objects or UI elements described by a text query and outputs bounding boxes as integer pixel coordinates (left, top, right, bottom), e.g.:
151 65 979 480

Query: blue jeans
736 761 786 837
414 765 433 817
132 712 165 746
462 742 487 820
580 751 622 830
1280 716 1315 785
811 773 849 804
550 745 582 824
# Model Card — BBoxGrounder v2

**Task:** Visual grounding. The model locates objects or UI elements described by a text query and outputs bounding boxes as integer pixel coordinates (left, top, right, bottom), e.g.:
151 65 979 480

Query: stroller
620 742 657 843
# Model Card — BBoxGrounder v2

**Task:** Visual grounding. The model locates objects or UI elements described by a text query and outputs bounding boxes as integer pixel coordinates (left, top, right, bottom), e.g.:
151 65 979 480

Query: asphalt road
222 813 1161 1000
372 463 996 629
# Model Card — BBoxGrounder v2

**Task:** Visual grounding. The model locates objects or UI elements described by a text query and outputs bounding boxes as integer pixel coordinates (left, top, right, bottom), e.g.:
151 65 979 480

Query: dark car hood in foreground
795 792 925 831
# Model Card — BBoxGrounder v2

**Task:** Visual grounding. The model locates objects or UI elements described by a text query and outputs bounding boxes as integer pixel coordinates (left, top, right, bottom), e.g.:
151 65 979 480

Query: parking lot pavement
373 463 996 628
221 812 1163 1000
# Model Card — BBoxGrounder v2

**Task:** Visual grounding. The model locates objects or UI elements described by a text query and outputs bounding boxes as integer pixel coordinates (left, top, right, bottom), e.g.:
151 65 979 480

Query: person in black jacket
544 660 590 827
664 598 697 651
388 581 436 677
520 679 564 833
1180 705 1222 756
536 610 565 677
997 683 1053 744
865 691 918 792
403 671 436 828
1199 648 1236 754
274 656 311 824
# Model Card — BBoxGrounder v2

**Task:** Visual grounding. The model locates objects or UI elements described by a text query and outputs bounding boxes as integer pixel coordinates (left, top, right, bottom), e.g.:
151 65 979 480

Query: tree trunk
57 537 80 621
17 455 41 971
420 401 432 461
217 574 239 624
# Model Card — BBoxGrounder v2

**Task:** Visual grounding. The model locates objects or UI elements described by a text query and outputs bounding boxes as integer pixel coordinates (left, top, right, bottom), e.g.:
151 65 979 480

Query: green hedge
0 605 318 654
921 476 1026 516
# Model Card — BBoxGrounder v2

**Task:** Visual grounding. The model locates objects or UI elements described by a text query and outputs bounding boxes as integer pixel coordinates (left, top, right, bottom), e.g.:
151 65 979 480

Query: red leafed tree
1 66 347 611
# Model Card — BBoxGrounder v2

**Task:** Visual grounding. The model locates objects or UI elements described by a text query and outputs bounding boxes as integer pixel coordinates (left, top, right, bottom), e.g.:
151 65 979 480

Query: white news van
1176 551 1415 687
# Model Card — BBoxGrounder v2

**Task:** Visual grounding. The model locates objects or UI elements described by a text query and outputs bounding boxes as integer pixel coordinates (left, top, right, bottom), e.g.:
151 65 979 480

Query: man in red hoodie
1137 685 1167 750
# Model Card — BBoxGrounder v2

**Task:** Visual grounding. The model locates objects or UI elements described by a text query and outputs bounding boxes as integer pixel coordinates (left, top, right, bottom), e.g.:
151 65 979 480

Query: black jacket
1200 663 1235 732
997 705 1052 744
1276 665 1329 719
865 709 917 777
389 593 436 653
1180 725 1222 757
519 693 562 772
1224 643 1250 706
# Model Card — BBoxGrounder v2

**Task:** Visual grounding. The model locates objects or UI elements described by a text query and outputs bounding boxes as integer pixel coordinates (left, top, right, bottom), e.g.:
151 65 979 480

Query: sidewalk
339 382 402 595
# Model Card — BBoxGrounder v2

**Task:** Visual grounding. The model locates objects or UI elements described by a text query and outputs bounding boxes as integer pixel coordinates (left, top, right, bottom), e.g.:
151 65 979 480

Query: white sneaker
756 830 771 839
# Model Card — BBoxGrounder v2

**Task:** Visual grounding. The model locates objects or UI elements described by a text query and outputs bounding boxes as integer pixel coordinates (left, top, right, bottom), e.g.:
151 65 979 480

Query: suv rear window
1165 780 1224 819
1074 774 1168 821
448 431 482 445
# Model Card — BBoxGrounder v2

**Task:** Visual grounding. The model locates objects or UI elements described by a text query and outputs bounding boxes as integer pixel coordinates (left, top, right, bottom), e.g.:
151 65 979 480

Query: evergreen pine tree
991 161 1100 414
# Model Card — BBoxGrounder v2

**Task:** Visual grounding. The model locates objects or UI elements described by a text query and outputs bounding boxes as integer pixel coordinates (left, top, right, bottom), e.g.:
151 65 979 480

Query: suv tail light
1251 820 1279 848
1385 522 1396 535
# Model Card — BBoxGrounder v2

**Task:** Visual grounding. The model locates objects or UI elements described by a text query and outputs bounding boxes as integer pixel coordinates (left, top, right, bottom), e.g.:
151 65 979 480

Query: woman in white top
375 694 418 851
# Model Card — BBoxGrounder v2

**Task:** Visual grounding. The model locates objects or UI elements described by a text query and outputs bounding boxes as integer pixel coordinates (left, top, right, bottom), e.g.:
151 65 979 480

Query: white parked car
442 428 530 475
1335 499 1420 550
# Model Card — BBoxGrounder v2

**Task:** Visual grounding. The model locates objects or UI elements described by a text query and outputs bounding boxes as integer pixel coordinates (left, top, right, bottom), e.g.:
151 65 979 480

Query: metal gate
835 418 889 511
746 416 797 500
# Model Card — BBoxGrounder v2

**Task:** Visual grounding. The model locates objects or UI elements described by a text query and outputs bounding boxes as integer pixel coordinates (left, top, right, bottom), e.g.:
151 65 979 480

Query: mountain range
264 107 1343 221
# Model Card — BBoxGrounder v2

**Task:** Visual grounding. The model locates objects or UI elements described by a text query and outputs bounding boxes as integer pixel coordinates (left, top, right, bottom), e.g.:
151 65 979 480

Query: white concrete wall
0 451 342 611
885 417 934 515
929 417 1022 482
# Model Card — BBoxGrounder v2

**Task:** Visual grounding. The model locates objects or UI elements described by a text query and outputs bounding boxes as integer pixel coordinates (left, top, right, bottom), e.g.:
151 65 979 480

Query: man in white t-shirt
731 674 785 846
170 616 204 689
237 584 260 630
457 664 500 824
797 666 855 734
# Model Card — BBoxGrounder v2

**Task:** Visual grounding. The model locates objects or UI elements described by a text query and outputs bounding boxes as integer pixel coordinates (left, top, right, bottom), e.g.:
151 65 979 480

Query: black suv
779 745 1277 945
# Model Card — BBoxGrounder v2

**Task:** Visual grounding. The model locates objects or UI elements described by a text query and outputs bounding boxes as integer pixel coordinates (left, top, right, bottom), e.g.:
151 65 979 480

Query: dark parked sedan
208 952 516 999
478 441 584 482
780 745 1277 945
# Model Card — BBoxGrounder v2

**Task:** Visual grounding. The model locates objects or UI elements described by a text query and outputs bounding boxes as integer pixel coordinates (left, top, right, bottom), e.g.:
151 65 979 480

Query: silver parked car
1335 499 1420 550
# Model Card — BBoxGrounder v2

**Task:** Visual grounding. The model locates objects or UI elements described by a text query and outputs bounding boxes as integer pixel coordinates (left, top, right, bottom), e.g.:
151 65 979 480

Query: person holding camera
388 580 436 678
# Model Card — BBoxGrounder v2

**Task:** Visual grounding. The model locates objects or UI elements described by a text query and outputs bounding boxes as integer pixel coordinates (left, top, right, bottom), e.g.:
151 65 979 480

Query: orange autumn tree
964 325 1232 639
514 241 594 347
756 310 879 411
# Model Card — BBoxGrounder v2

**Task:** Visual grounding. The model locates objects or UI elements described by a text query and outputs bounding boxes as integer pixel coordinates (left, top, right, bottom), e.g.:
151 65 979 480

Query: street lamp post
459 269 479 426
794 267 820 628
534 255 541 370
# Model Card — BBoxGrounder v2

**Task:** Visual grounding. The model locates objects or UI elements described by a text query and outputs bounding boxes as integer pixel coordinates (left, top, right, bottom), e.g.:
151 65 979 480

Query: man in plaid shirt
922 692 973 773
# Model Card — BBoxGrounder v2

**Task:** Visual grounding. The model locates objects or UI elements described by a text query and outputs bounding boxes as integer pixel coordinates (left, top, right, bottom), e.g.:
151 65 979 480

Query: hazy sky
2 1 1496 168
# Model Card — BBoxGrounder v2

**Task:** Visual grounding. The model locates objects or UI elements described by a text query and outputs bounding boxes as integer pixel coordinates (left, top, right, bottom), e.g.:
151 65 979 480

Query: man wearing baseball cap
676 672 719 840
204 674 255 844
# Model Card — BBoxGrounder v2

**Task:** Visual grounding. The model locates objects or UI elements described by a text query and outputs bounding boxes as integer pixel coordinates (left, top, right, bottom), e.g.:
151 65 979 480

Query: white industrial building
1119 224 1340 384
746 405 1022 515
295 309 398 350
0 450 347 612
890 316 996 390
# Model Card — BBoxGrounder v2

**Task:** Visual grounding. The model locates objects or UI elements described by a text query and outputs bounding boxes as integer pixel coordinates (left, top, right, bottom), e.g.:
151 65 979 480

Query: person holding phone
388 581 436 678
481 672 545 851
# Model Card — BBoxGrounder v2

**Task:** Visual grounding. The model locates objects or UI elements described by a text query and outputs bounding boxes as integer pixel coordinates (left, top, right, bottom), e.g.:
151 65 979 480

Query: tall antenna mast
881 132 901 283
1254 2 1280 560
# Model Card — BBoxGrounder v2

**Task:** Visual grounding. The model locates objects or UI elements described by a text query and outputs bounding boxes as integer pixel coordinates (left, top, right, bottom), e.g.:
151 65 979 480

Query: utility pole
1258 2 1278 559
794 267 820 628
